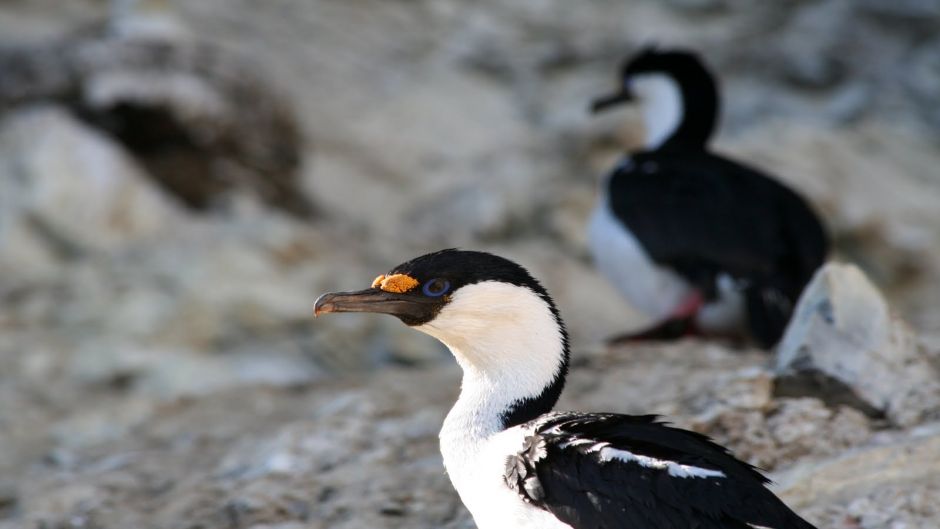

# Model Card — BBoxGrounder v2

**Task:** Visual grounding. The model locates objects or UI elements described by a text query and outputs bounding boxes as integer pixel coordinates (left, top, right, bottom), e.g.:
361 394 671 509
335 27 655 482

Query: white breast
588 188 692 321
440 422 572 529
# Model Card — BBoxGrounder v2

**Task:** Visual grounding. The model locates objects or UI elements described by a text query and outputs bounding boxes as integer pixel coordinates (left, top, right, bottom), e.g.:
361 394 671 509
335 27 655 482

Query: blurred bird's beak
314 289 434 322
590 89 634 113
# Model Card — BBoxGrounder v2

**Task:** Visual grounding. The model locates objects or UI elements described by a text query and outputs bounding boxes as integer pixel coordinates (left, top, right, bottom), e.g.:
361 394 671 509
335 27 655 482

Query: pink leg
606 290 705 345
671 290 705 320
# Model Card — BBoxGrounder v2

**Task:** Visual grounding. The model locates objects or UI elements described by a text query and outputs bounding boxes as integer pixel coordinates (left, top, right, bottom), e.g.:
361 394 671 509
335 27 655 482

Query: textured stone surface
776 263 940 427
0 106 181 258
694 397 873 471
0 28 311 217
775 423 940 524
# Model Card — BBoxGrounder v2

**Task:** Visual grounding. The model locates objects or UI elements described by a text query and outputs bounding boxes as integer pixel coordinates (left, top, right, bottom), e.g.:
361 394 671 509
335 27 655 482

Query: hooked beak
590 89 634 113
314 288 437 324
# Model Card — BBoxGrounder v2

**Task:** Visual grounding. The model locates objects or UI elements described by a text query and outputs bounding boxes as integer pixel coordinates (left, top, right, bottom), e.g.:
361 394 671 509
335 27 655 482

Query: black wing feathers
507 414 817 529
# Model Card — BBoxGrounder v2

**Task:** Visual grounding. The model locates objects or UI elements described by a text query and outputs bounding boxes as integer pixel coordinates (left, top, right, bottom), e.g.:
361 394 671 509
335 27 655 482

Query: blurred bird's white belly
696 273 746 333
588 194 747 333
588 195 691 320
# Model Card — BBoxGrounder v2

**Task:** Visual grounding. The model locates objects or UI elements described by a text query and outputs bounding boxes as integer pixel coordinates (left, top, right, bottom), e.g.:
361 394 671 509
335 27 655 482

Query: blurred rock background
1 1 939 528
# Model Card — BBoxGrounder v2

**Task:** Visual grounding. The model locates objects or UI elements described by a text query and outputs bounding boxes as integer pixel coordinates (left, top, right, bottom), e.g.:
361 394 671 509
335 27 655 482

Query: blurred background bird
588 48 829 348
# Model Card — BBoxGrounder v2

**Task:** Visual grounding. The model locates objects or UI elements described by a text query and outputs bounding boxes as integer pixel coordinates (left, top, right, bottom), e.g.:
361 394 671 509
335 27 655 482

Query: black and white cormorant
588 48 829 347
315 249 818 529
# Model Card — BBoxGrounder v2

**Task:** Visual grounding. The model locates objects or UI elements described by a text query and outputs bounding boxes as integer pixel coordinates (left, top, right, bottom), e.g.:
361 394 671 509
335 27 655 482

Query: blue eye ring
422 278 451 297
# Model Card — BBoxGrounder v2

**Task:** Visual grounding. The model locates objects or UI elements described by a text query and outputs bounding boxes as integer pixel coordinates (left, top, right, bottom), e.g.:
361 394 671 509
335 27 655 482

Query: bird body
590 49 828 346
315 249 819 529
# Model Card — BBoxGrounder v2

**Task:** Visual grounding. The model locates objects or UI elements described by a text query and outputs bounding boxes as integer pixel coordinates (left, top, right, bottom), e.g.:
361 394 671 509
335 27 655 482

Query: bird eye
422 278 450 297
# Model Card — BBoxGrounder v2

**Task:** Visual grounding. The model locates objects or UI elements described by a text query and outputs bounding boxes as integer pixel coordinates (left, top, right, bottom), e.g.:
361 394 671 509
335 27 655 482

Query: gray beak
314 289 438 324
590 89 634 113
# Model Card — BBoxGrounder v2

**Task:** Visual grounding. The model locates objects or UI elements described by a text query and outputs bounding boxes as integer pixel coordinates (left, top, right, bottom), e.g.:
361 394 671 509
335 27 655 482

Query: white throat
413 281 570 529
632 73 683 149
414 282 565 444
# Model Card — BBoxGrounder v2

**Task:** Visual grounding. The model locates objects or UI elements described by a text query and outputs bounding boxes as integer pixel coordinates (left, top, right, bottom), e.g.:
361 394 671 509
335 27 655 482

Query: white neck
414 282 565 448
632 73 683 149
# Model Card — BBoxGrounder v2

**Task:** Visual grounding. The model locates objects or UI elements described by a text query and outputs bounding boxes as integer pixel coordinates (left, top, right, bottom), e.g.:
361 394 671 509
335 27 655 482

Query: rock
403 183 517 245
0 482 16 519
8 372 469 529
67 343 321 400
905 38 940 131
776 262 940 427
694 397 871 470
0 105 182 260
858 0 940 20
775 422 940 511
659 0 730 13
774 1 849 89
0 30 312 218
693 366 775 413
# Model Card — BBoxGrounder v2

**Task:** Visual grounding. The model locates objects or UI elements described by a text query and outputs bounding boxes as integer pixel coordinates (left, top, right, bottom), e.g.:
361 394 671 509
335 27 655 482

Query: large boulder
0 29 312 218
775 262 940 427
0 106 181 263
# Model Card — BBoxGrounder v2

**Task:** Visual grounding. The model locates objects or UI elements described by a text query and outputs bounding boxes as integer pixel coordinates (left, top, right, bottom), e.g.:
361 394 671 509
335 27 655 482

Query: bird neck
416 282 569 441
635 72 719 150
444 347 568 439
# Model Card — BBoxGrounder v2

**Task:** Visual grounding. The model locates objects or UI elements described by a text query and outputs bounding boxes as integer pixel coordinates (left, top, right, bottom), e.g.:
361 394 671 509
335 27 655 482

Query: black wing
506 413 816 529
606 150 829 346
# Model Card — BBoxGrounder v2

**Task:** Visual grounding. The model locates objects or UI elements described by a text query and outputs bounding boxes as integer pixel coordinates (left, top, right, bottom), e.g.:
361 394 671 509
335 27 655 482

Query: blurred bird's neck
635 73 718 150
637 75 684 149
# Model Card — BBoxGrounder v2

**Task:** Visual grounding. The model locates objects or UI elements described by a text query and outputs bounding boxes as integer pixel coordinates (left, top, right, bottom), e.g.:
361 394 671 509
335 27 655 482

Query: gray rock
404 183 517 245
775 0 850 89
0 105 182 259
775 422 940 513
858 0 940 20
659 0 731 13
0 29 312 218
776 262 940 427
686 363 873 471
905 39 940 130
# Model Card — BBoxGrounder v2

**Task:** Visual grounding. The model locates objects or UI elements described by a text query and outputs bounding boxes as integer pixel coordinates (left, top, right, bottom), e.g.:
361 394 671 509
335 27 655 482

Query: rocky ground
1 1 940 528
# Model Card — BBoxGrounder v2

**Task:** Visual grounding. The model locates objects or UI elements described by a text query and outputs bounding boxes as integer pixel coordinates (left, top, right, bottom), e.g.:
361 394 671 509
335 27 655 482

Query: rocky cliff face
1 1 939 528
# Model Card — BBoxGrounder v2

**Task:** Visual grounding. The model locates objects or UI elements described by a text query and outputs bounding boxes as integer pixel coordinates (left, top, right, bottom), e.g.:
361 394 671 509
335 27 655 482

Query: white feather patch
586 442 726 479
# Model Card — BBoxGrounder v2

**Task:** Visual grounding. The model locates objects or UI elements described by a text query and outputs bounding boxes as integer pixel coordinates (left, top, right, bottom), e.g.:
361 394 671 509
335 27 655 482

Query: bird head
591 46 718 149
591 47 708 112
315 249 568 377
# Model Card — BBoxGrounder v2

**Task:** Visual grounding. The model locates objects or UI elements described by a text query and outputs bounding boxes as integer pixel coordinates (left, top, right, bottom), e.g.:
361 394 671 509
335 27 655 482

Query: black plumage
506 413 817 529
